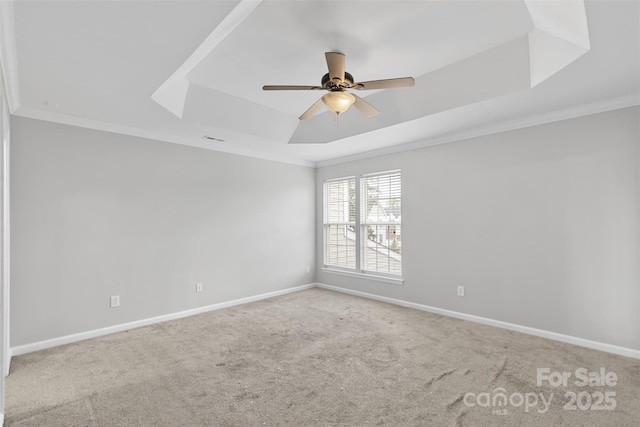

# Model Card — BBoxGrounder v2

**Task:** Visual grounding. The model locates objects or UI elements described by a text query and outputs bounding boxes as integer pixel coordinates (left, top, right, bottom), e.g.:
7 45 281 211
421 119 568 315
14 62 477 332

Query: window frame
360 170 402 279
322 170 403 285
322 176 357 272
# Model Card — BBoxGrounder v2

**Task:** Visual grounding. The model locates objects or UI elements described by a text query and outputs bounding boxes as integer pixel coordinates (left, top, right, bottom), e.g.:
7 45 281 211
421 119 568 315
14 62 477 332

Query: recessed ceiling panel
187 0 534 116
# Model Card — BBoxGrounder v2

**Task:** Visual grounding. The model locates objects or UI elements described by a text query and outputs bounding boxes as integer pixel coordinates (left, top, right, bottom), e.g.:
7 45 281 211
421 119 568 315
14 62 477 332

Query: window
323 170 402 282
323 177 356 270
361 171 402 276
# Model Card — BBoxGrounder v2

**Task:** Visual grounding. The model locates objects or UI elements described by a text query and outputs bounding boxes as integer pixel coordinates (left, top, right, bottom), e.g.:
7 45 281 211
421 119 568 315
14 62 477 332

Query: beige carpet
5 288 639 426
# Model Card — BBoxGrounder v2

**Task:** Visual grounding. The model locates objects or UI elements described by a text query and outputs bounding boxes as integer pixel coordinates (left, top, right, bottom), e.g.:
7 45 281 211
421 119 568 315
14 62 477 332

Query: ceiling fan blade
325 52 345 82
263 85 324 91
299 98 325 120
352 94 380 118
351 77 415 90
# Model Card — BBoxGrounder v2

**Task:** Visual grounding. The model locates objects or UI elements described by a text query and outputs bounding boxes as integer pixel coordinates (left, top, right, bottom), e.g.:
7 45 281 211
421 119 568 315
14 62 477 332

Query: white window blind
323 177 356 270
360 171 402 276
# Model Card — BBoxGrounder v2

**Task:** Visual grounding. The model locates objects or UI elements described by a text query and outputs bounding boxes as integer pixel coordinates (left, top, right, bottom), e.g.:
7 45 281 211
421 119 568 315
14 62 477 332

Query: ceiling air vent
203 135 225 142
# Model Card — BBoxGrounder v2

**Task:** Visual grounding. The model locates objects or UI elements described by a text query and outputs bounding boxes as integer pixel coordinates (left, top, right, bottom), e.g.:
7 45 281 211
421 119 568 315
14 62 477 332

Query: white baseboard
4 347 11 377
316 283 640 360
0 412 4 426
11 283 315 356
10 282 640 360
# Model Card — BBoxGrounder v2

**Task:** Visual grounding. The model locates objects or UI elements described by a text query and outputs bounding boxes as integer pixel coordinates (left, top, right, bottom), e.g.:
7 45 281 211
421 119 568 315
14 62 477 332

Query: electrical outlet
110 295 120 308
306 265 311 274
457 286 465 297
196 282 203 293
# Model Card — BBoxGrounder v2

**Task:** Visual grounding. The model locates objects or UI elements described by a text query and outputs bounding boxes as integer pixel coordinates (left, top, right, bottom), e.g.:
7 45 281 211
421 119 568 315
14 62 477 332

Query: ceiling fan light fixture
263 52 414 120
322 91 355 115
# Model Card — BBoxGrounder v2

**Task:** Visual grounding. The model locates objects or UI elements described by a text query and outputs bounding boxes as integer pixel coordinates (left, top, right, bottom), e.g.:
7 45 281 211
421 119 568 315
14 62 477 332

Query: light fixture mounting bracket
321 72 354 91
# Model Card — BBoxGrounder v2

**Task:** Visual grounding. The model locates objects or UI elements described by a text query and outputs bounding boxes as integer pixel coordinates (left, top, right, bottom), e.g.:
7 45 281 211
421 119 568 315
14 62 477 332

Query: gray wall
11 117 315 347
316 107 640 351
10 107 640 352
0 88 8 418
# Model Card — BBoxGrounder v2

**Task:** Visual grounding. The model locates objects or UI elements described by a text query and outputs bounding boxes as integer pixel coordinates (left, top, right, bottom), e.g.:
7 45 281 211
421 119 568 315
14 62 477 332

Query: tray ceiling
6 0 640 165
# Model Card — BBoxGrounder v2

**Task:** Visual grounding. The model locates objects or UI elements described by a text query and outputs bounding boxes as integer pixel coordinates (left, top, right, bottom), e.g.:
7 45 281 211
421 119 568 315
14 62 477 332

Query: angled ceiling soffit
524 0 590 87
151 0 262 118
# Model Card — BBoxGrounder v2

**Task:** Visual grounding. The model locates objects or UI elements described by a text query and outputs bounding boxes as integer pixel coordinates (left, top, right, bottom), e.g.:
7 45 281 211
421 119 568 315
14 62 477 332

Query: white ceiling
7 0 640 167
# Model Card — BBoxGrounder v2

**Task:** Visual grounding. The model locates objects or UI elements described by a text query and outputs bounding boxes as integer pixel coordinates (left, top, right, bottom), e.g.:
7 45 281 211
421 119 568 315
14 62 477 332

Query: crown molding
14 107 315 168
315 93 640 168
0 0 21 113
12 93 639 170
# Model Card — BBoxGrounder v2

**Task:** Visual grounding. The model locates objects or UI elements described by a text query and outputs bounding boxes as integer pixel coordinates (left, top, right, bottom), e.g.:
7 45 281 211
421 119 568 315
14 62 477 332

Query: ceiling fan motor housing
322 72 354 91
262 52 414 120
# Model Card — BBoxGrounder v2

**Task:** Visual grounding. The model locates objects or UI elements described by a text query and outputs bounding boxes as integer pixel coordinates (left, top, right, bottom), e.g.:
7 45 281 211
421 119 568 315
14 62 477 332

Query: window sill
321 268 404 285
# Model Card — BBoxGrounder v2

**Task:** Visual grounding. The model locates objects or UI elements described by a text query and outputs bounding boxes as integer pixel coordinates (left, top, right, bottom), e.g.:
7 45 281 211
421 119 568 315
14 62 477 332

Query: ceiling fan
263 52 415 120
